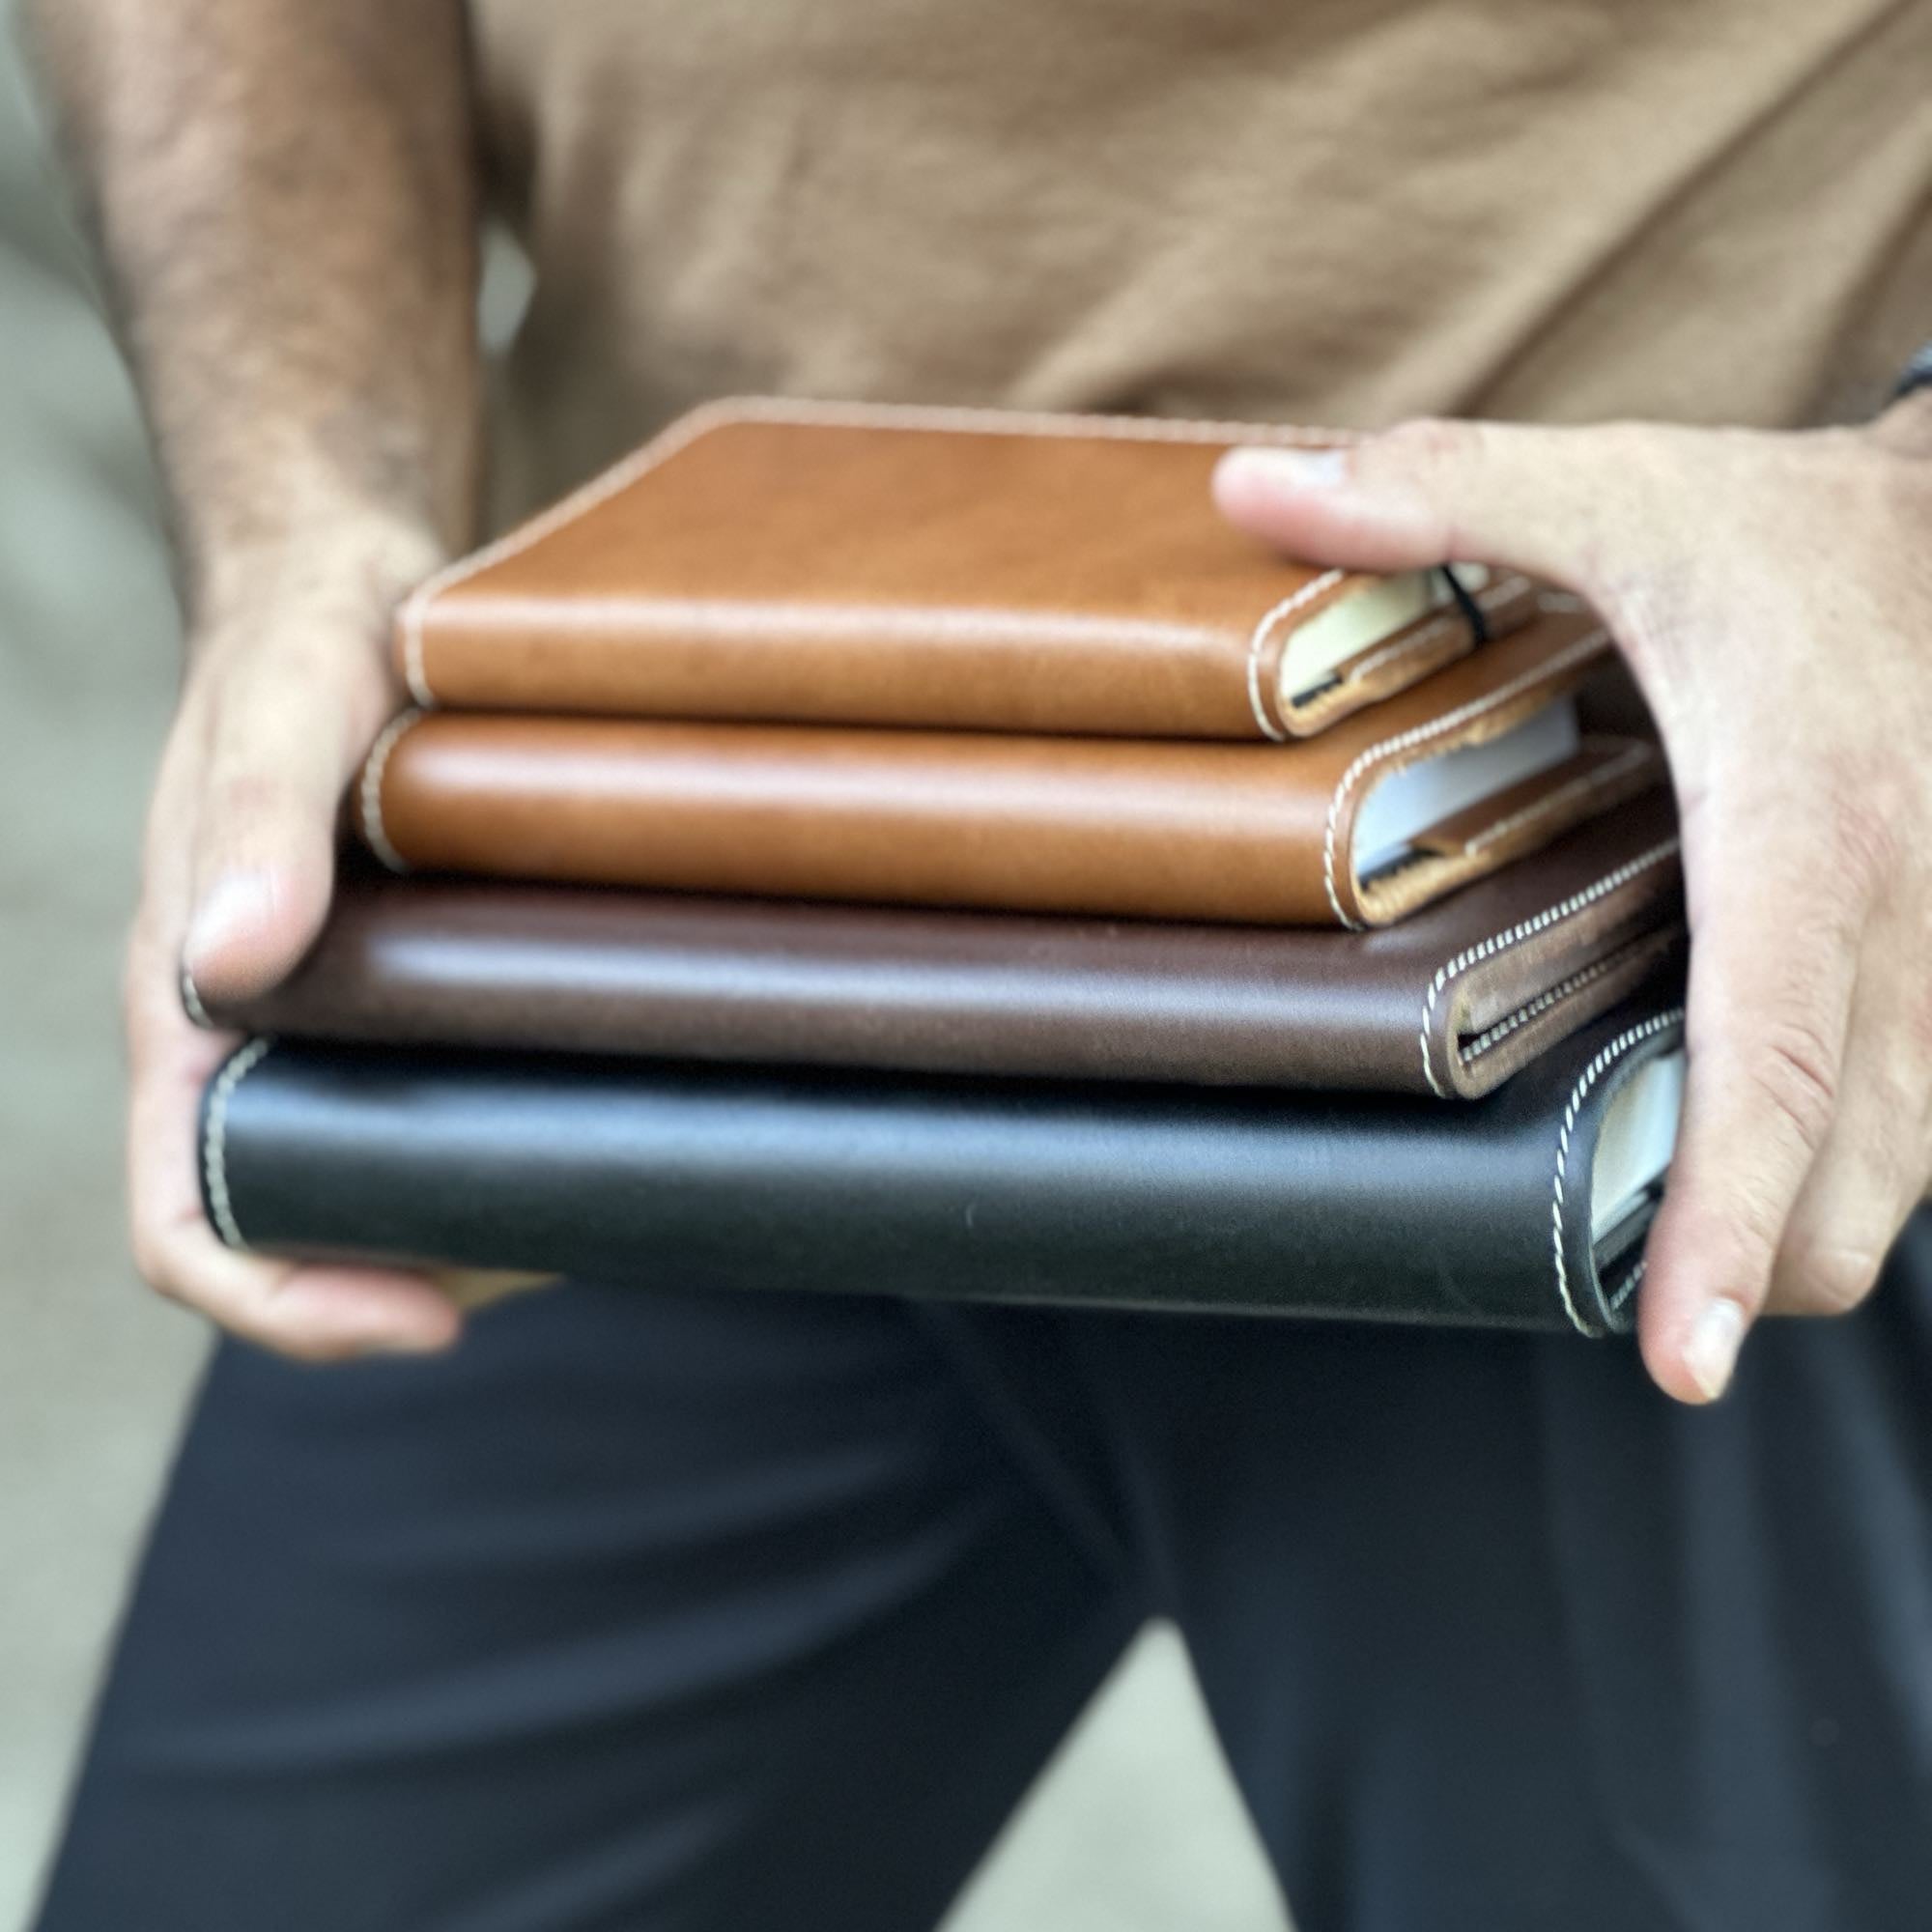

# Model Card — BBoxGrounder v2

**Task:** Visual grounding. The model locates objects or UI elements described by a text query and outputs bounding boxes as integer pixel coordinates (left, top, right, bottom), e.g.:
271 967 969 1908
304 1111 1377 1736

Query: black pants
37 1216 1932 1932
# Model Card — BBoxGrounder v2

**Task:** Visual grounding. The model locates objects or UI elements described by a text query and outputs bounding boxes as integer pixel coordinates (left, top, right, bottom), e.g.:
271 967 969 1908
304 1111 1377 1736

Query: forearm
26 5 486 1354
25 0 482 623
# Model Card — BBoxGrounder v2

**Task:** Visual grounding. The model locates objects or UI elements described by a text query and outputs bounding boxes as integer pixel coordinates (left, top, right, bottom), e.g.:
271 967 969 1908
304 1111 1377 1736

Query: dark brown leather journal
208 800 1683 1098
355 607 1661 928
395 398 1538 741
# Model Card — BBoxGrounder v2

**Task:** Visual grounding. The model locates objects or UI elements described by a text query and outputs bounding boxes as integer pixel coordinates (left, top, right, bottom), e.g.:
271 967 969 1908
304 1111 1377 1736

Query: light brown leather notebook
396 399 1537 741
355 606 1662 928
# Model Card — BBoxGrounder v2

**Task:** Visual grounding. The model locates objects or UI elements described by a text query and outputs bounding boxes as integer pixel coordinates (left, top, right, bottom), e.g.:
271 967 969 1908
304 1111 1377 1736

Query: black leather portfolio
200 1004 1684 1336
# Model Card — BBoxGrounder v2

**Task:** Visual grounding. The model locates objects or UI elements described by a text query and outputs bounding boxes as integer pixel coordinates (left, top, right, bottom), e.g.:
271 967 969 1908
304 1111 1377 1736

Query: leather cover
396 398 1538 741
355 606 1660 928
208 799 1684 1098
198 1005 1686 1336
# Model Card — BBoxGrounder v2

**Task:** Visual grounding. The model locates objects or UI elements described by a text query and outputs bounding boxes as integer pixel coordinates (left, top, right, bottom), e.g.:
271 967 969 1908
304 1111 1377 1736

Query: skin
28 2 1932 1398
27 0 483 1358
1215 398 1932 1402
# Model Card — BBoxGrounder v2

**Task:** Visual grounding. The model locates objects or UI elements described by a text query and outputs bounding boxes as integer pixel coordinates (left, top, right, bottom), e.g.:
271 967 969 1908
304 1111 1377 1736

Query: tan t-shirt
469 0 1932 511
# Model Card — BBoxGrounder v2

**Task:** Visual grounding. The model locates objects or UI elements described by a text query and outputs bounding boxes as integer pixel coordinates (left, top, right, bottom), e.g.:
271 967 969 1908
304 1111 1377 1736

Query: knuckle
122 927 183 1038
1813 429 1928 534
1745 1018 1841 1160
202 764 296 829
1818 788 1902 913
1712 1190 1788 1293
1592 555 1696 670
1371 417 1481 557
132 1237 188 1304
127 1200 175 1293
1379 415 1475 481
1782 1236 1886 1317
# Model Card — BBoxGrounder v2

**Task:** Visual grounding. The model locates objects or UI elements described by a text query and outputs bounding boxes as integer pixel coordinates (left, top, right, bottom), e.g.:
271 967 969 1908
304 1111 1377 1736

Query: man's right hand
128 526 464 1359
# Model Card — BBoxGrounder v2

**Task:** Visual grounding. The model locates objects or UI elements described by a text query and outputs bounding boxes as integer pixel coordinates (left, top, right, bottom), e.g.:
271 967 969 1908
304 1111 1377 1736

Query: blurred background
0 22 1290 1930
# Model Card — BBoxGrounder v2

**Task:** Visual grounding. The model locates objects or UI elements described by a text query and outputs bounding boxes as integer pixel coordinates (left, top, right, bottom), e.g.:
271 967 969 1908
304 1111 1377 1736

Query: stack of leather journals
194 400 1690 1337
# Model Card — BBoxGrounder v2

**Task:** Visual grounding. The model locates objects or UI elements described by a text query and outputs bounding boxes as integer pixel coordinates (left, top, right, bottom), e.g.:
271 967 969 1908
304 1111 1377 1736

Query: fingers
1211 417 1671 583
1215 411 1932 1396
125 568 440 1360
182 635 396 1006
1636 833 1864 1402
126 915 462 1358
1769 901 1932 1317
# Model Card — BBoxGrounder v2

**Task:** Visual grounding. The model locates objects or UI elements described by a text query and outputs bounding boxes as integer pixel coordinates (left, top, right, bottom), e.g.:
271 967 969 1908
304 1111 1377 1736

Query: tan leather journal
395 399 1537 741
355 606 1662 927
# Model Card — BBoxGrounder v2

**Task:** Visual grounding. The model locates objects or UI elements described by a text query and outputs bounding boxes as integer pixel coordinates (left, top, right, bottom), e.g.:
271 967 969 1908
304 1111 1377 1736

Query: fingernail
1220 446 1352 493
185 871 276 974
1684 1299 1746 1401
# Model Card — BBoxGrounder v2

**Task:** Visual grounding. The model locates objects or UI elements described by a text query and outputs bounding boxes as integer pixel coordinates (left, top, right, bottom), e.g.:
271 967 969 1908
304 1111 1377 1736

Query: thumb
1212 417 1661 585
181 642 396 1008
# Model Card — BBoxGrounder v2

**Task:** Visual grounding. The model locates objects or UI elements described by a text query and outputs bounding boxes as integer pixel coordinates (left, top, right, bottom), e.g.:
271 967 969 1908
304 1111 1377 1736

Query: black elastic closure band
1440 563 1489 645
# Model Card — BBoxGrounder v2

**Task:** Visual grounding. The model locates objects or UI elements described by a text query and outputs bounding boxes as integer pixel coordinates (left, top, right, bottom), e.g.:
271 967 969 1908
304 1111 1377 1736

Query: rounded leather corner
1551 1006 1686 1338
179 958 212 1030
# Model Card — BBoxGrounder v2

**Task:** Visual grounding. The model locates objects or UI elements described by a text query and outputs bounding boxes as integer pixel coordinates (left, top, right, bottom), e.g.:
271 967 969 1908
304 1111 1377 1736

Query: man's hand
1215 399 1932 1403
29 0 480 1355
129 526 462 1359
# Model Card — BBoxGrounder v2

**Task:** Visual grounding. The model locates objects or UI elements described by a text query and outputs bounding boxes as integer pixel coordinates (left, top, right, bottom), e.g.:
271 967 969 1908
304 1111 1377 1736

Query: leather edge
1350 739 1663 927
353 709 425 874
1324 616 1624 924
1550 1006 1686 1337
392 398 756 707
1247 567 1370 737
1421 833 1686 1095
180 959 213 1030
1443 925 1688 1099
1275 570 1539 739
199 1036 275 1252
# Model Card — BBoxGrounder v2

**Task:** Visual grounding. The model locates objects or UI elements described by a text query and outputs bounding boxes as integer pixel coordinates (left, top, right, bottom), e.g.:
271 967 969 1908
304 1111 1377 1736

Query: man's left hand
1215 397 1932 1404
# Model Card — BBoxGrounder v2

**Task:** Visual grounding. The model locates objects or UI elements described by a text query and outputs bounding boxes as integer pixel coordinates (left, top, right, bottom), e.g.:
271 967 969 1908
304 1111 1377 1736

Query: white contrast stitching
1416 837 1681 1095
1463 953 1632 1065
1607 1258 1646 1313
180 961 211 1029
358 708 423 874
1245 569 1343 740
202 1036 273 1251
1459 951 1643 1066
1320 627 1610 930
1550 1007 1684 1336
396 395 1362 705
1247 564 1520 737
